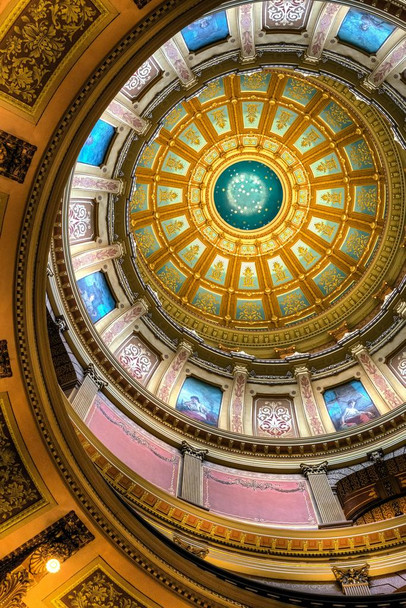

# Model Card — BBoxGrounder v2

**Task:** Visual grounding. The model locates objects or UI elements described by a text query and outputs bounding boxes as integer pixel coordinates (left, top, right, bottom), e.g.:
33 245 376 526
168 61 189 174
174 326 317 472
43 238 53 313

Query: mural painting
181 12 229 52
176 377 222 426
77 271 116 323
323 379 380 431
78 119 115 166
337 9 395 54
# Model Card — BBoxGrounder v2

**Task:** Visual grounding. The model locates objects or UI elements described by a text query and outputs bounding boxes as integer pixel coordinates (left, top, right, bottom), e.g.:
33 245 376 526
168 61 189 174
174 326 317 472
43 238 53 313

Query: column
71 364 107 420
71 174 122 194
238 4 256 62
230 365 248 433
101 298 149 347
72 242 123 272
363 37 406 89
157 341 193 403
106 99 149 134
295 366 326 435
162 40 196 87
301 462 349 527
333 565 370 596
305 3 341 63
179 441 208 507
351 343 403 409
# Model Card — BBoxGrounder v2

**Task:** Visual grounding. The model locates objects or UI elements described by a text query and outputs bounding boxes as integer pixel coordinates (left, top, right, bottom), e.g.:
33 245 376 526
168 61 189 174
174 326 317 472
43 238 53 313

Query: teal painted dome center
213 160 283 230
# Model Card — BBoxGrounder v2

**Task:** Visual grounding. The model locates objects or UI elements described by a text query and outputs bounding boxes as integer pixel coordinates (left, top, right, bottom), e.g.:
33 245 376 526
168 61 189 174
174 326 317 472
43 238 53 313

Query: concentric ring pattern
129 69 387 335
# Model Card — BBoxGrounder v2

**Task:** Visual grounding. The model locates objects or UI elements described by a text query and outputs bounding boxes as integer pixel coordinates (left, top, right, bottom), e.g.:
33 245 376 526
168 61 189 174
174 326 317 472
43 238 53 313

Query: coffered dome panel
129 69 393 351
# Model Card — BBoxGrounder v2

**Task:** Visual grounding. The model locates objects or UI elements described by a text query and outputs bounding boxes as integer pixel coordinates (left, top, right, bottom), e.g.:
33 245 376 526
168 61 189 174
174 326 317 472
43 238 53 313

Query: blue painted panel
78 120 115 166
77 271 115 323
181 12 229 52
176 377 222 427
324 380 380 432
338 9 395 54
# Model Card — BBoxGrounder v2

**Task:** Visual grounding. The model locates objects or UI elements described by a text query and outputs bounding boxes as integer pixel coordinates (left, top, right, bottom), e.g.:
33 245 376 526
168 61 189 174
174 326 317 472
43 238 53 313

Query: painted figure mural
181 12 229 52
78 119 116 166
176 377 222 426
77 271 116 323
323 380 380 431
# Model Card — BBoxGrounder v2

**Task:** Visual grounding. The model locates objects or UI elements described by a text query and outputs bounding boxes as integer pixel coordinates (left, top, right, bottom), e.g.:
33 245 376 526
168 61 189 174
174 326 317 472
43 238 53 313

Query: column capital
333 564 369 588
84 364 108 390
300 460 328 477
350 342 367 358
294 365 310 378
395 300 406 319
181 441 208 462
178 340 194 355
134 296 149 316
233 364 249 377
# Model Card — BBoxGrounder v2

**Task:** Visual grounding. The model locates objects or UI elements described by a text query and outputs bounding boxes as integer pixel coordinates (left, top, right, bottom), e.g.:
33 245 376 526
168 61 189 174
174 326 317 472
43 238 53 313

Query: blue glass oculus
213 160 283 230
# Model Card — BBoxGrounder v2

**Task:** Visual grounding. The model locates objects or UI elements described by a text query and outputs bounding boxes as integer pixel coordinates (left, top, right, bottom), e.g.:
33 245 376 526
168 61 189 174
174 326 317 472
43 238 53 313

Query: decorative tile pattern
156 261 187 293
388 344 406 387
236 299 265 321
115 335 159 386
0 393 47 533
122 57 161 100
264 0 309 29
133 225 160 257
0 131 36 183
193 288 222 315
68 200 95 244
255 397 297 438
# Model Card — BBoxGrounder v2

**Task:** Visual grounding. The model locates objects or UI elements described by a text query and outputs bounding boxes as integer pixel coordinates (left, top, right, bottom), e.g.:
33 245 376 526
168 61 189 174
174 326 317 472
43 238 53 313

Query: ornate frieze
173 535 209 559
0 340 11 378
0 393 47 533
49 561 148 608
0 0 111 115
0 131 36 183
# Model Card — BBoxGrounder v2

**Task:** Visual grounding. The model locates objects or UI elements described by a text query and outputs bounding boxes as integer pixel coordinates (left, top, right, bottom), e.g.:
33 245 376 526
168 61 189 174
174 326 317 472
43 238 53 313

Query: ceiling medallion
129 69 396 352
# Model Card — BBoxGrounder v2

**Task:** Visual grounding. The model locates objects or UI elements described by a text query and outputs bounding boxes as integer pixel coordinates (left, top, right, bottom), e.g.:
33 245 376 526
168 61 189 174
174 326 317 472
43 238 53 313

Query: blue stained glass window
337 9 396 54
78 119 115 166
77 271 116 323
181 12 229 52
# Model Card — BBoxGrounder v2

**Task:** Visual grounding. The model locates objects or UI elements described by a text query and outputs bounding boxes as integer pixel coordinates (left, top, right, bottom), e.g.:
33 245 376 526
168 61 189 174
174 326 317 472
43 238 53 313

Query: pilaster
333 565 370 596
230 365 248 433
157 341 193 403
295 366 326 435
351 343 403 409
301 461 349 527
71 364 107 420
179 441 208 507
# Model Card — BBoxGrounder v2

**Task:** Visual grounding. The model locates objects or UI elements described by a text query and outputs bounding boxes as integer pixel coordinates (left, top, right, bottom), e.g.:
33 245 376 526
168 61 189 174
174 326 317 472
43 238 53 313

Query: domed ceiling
129 68 396 350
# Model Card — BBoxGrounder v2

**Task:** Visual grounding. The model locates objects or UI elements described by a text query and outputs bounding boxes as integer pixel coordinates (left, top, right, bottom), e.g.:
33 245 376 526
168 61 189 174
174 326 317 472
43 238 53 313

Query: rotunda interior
1 0 406 607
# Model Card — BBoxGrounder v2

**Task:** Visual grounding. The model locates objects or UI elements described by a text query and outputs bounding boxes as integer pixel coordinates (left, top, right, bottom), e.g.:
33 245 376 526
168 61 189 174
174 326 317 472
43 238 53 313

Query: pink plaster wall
85 394 180 494
203 463 317 526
